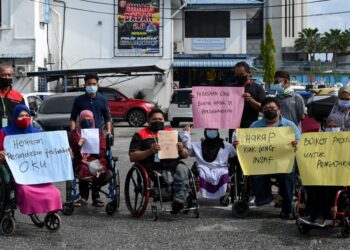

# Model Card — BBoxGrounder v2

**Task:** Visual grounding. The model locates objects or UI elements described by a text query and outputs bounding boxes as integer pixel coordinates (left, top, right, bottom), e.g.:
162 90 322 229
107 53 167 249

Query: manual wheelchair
294 187 350 237
124 163 199 221
62 134 120 216
0 164 61 236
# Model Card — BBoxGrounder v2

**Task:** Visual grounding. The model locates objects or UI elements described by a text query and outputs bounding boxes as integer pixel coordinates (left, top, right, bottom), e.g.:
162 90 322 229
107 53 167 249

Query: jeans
162 163 189 203
252 172 295 214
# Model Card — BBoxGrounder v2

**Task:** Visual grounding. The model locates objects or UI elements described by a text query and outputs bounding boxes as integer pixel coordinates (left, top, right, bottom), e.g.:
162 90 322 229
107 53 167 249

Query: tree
260 22 276 88
321 29 349 65
294 28 321 61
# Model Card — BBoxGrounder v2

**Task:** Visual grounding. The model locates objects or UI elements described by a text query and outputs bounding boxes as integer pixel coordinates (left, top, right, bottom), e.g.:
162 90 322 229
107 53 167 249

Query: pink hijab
77 110 95 135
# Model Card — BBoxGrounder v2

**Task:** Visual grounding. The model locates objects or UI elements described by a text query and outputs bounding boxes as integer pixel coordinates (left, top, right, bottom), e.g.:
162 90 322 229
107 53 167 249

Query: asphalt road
1 124 349 250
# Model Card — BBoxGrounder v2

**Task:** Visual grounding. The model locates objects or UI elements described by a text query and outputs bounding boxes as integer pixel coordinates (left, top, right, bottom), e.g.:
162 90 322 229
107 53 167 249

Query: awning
173 59 253 68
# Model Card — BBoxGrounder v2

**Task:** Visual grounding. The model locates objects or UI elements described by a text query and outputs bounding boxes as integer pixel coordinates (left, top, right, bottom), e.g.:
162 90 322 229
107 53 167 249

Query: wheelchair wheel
296 220 312 235
0 168 5 220
115 169 120 209
29 214 45 228
44 213 61 232
62 202 74 216
1 215 15 236
124 165 150 217
232 200 249 218
341 219 350 238
219 196 230 207
106 201 117 216
291 201 298 219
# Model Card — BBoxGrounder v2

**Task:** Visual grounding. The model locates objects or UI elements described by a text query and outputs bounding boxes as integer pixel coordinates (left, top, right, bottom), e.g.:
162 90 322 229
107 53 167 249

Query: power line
30 0 350 23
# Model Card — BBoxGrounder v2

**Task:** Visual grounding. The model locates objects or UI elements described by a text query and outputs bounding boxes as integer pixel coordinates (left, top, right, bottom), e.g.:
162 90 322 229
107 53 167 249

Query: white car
168 88 192 127
23 92 55 113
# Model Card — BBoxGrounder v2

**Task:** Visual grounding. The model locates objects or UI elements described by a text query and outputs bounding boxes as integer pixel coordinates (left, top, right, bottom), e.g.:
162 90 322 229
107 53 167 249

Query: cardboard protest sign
158 130 179 159
81 128 100 154
296 132 350 186
4 131 74 185
236 127 295 175
192 87 244 129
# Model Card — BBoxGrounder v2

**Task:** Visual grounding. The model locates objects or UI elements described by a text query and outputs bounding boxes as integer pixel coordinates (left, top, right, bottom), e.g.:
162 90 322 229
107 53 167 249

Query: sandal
92 198 105 207
74 198 88 207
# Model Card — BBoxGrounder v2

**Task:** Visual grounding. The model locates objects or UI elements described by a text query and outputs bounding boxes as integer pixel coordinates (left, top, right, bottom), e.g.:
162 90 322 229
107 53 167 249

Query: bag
86 159 103 176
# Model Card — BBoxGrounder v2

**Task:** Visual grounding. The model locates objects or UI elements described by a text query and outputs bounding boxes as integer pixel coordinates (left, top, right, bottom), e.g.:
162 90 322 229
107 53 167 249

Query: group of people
0 60 349 226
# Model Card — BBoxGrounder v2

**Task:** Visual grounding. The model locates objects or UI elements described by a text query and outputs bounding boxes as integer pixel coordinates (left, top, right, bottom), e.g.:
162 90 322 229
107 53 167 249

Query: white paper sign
4 131 74 185
158 130 179 159
81 128 100 154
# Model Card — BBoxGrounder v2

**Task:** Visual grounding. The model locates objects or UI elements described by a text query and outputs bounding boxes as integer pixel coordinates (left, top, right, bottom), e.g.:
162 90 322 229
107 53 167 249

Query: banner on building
296 132 350 186
236 127 295 176
192 86 244 129
115 0 161 56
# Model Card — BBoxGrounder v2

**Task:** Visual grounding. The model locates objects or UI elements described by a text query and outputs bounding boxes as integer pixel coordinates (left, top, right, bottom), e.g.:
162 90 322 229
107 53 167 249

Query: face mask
272 82 284 94
325 127 341 132
235 74 248 85
263 110 278 120
206 130 218 139
150 121 164 132
86 86 98 94
0 77 12 89
16 117 31 128
338 99 350 109
80 119 92 129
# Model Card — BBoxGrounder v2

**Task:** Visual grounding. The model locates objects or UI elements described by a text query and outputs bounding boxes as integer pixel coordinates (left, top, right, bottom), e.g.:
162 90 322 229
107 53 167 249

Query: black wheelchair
124 163 199 221
0 163 61 236
62 134 120 216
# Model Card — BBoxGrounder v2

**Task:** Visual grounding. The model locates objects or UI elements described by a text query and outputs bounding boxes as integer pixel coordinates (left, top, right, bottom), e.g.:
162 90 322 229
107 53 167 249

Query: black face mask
0 77 12 89
263 110 278 120
235 74 248 86
150 121 164 132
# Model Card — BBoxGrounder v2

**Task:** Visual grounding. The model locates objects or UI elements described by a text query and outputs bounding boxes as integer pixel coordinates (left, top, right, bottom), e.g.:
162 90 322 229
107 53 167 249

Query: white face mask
338 99 350 108
325 127 341 132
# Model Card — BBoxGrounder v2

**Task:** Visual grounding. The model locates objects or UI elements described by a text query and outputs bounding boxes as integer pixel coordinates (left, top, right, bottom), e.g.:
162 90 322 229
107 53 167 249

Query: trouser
79 181 100 201
161 163 189 203
306 186 341 219
252 172 295 214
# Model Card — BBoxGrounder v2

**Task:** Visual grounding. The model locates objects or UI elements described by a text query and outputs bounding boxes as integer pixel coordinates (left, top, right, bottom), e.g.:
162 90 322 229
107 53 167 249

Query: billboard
115 0 161 56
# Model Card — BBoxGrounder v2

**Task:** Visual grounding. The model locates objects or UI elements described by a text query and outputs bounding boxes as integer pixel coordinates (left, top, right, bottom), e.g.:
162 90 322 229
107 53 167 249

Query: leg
251 175 273 206
79 181 89 201
172 163 189 203
276 172 295 215
91 182 104 207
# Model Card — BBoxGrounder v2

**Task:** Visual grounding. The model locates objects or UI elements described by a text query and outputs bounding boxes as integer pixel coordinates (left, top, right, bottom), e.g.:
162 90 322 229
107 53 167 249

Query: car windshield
171 90 191 104
40 96 76 114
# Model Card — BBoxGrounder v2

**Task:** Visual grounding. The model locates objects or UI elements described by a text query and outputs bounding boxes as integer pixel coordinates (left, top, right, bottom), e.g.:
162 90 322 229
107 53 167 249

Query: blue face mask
80 119 92 129
206 130 218 139
86 86 98 94
325 127 341 132
338 99 350 109
272 83 284 94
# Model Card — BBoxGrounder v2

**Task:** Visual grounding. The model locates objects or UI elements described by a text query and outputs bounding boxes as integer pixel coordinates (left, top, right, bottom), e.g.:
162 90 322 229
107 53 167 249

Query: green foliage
260 23 276 87
294 28 321 61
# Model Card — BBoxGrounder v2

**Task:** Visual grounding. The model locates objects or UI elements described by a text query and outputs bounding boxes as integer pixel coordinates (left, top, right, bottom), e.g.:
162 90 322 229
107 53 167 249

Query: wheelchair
124 163 199 221
294 187 350 237
62 134 120 216
0 164 61 236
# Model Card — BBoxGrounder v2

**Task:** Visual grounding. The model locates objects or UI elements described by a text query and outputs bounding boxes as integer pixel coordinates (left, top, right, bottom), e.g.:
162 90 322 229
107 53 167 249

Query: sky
307 0 350 33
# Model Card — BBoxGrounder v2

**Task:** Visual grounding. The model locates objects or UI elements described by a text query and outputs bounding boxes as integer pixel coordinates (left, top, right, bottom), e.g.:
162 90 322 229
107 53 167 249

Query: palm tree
321 29 349 65
294 28 321 61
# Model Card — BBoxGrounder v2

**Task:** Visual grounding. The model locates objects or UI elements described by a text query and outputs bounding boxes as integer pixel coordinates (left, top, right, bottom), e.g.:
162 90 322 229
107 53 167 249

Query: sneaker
313 217 326 227
171 199 184 214
298 216 313 225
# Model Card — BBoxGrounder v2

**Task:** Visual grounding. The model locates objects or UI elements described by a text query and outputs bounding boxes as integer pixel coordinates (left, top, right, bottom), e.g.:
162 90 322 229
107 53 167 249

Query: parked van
168 88 192 127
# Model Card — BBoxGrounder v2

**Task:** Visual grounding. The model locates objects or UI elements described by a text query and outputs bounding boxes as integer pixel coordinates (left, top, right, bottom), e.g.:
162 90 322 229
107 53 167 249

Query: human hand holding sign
0 151 7 161
150 143 160 154
78 138 85 147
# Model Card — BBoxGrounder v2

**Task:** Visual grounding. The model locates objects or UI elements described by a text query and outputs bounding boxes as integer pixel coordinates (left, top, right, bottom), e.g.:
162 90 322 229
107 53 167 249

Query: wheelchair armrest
106 133 114 148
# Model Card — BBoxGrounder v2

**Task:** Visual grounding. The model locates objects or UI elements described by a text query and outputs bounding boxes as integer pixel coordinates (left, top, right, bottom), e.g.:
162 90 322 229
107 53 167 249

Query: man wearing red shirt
0 63 25 128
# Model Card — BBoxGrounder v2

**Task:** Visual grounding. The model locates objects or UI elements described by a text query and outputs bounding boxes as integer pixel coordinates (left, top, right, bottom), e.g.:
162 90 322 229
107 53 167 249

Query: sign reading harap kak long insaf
296 132 350 186
4 131 74 185
192 87 244 129
236 127 295 175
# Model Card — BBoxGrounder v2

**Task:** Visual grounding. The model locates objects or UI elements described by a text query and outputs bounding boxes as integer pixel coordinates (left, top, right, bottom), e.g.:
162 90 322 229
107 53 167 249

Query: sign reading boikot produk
4 131 74 185
192 87 244 129
236 127 295 175
296 132 350 186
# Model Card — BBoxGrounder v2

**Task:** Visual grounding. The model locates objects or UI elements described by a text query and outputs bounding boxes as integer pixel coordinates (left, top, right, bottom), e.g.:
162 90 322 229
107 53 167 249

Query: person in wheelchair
181 126 235 200
129 109 189 214
234 97 300 219
0 105 62 216
69 110 112 207
298 113 344 227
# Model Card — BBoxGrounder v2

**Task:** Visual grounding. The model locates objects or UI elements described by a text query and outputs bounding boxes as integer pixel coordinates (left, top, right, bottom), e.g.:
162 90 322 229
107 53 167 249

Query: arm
243 84 266 111
180 125 194 156
102 98 112 134
296 94 306 121
70 98 79 131
128 133 160 162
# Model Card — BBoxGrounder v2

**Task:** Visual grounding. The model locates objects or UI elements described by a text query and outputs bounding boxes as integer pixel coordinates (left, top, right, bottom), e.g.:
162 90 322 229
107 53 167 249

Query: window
99 90 116 101
185 11 230 38
41 96 75 113
171 90 192 105
27 96 43 112
247 9 264 39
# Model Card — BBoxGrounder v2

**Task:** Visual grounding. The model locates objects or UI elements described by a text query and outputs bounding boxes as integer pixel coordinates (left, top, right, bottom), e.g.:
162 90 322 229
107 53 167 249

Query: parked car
168 88 192 127
67 87 156 127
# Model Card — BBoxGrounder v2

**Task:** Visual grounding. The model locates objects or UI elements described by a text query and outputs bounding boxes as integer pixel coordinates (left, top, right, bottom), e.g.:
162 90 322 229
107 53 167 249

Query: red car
69 87 156 127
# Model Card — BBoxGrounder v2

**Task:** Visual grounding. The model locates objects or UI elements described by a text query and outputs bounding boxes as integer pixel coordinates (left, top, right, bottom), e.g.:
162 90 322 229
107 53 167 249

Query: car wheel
170 121 180 127
127 110 146 127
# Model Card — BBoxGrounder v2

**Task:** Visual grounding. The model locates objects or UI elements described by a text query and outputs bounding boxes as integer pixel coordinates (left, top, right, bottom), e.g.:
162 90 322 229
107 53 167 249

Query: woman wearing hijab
69 110 111 207
181 126 235 200
329 86 350 131
0 104 62 215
